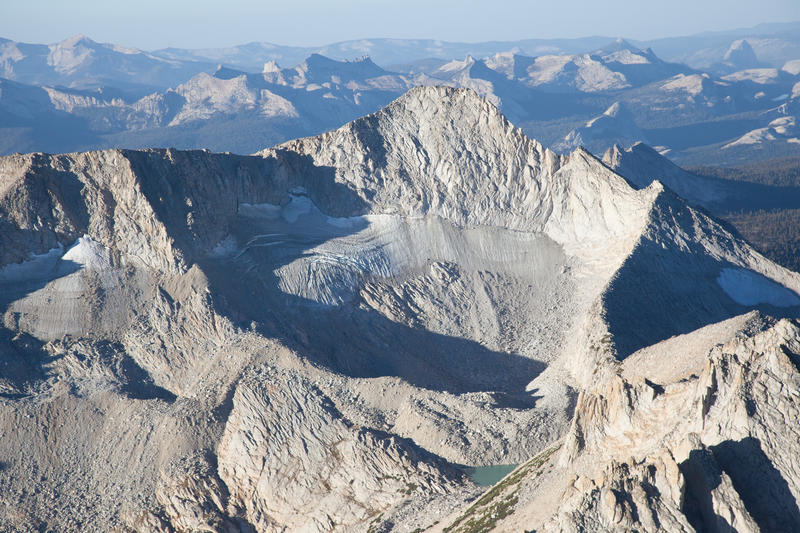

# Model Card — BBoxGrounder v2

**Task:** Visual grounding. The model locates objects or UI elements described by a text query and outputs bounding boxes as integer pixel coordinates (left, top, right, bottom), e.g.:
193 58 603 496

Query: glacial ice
0 245 63 282
717 267 800 307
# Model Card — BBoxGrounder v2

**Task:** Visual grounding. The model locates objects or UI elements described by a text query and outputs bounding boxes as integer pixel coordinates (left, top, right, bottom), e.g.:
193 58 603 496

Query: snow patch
281 195 313 223
326 214 367 228
717 267 800 307
62 236 110 270
240 194 367 228
0 236 111 282
0 245 63 282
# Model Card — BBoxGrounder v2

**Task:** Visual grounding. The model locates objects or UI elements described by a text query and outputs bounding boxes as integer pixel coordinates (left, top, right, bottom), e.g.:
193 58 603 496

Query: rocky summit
1 86 800 532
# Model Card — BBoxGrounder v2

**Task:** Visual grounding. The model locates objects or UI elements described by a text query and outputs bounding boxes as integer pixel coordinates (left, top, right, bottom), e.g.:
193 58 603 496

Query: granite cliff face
438 313 800 532
0 87 799 531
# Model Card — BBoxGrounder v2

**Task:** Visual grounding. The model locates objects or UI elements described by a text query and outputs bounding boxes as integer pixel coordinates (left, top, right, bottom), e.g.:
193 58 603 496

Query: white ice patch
0 236 111 283
326 214 368 229
62 236 110 271
281 195 313 223
239 195 317 224
717 267 800 307
0 245 63 282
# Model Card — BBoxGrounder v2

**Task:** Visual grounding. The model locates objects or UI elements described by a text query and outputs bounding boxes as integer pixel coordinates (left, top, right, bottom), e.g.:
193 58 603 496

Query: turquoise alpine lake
465 464 518 486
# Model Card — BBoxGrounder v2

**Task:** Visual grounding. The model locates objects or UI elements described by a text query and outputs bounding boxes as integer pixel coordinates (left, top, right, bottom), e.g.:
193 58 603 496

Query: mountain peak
613 37 636 49
627 140 655 152
267 85 559 225
603 141 725 206
298 52 387 82
726 39 754 55
348 86 505 131
597 37 640 54
386 85 508 120
213 64 248 80
558 101 644 154
268 85 658 254
57 34 95 47
484 51 536 79
723 39 762 68
436 55 477 73
394 84 487 106
262 60 281 73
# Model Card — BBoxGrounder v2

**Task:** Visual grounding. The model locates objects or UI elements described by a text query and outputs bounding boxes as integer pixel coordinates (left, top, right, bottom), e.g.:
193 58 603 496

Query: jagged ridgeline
1 86 800 531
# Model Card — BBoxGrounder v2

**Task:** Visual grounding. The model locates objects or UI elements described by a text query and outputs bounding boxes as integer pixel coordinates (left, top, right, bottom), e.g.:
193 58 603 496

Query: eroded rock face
218 371 462 531
549 453 695 533
267 86 651 243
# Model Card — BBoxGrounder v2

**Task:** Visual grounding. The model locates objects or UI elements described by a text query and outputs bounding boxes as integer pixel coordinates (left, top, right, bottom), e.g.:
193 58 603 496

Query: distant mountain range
149 22 800 73
0 34 215 93
1 23 800 164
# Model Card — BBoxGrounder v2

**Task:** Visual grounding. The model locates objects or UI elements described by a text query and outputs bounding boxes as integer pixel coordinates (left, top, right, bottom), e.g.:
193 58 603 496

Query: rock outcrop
441 313 800 532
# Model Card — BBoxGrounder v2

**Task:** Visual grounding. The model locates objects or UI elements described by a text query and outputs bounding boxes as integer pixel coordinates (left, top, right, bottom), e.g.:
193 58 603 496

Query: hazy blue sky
3 0 800 49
